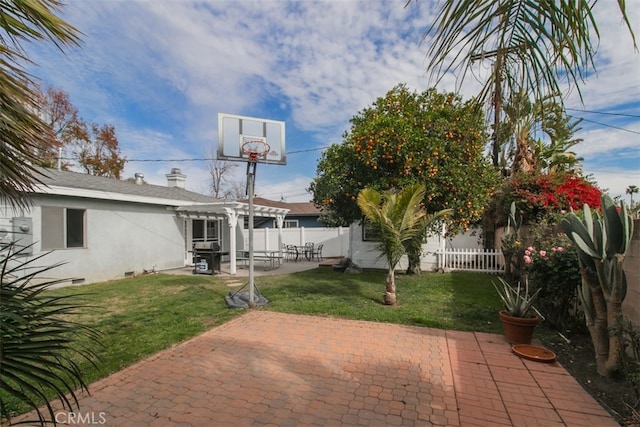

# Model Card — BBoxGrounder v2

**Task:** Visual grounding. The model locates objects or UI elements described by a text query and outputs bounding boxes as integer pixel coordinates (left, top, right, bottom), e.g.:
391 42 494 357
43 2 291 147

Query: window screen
41 207 85 249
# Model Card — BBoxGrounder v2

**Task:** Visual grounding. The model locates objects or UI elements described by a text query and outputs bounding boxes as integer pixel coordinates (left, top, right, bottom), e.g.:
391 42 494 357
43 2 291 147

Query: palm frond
357 184 431 269
1 242 102 425
1 0 81 209
409 0 636 107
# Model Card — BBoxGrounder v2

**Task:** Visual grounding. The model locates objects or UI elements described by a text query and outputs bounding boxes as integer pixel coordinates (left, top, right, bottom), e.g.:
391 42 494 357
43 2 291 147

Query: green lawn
53 267 516 381
3 267 554 416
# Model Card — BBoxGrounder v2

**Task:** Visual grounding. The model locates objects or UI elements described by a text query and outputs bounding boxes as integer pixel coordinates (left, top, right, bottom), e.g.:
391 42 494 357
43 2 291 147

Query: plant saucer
512 344 557 363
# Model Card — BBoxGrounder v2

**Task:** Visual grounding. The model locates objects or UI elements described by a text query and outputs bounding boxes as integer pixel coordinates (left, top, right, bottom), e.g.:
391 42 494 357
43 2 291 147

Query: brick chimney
166 168 186 189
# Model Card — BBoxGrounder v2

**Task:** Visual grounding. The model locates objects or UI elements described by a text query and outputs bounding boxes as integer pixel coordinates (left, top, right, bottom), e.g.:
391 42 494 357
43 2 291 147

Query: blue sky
25 1 639 203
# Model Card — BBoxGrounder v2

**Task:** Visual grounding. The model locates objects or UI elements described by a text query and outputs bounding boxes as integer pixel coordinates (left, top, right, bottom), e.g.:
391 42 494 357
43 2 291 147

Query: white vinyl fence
242 224 504 274
241 226 349 259
437 248 505 274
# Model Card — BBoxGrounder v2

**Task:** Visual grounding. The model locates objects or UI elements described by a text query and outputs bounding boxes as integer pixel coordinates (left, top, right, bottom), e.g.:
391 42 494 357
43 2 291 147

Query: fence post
299 227 306 246
263 228 270 251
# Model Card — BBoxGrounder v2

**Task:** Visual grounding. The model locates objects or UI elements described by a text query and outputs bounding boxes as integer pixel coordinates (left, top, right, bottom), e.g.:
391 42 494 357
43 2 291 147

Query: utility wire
58 114 640 164
566 108 640 119
578 118 640 135
59 145 332 163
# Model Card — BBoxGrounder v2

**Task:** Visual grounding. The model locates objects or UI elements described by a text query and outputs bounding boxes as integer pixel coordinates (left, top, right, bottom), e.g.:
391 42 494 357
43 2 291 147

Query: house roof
33 167 218 205
247 197 320 216
31 168 289 218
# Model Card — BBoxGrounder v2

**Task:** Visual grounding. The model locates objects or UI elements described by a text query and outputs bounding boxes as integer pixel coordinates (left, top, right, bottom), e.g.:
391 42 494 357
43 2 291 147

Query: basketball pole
246 160 257 307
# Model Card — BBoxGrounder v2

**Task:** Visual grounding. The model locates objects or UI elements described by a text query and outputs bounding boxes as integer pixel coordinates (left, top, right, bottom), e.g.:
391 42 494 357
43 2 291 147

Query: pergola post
225 209 239 275
276 213 285 264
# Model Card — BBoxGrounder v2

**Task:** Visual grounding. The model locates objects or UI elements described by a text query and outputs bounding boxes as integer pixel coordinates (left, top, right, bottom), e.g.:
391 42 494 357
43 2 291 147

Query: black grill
193 242 223 275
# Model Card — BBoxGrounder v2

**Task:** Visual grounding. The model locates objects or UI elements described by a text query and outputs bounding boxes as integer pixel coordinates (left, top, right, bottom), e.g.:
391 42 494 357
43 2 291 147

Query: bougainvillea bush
501 172 602 223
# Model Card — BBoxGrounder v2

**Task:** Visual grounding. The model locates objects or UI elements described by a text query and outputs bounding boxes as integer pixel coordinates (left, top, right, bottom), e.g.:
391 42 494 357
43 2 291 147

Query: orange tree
309 84 500 269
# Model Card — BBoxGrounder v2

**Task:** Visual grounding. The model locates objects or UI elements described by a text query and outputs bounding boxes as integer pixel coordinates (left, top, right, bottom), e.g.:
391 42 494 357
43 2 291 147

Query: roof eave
34 184 203 207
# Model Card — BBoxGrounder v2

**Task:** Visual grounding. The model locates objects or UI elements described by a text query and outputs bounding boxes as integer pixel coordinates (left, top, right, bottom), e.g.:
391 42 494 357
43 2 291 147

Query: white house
0 167 288 286
348 221 490 272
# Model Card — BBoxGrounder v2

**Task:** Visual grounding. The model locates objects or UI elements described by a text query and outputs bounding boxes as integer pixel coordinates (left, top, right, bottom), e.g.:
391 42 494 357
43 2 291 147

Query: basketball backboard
217 113 286 165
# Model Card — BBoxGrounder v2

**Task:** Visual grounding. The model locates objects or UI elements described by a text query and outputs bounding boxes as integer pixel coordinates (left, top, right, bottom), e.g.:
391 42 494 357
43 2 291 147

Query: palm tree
627 185 639 207
1 0 81 209
536 106 584 174
403 208 452 275
357 184 431 305
500 91 538 176
408 0 635 107
1 243 101 425
0 3 98 426
405 1 636 167
499 91 584 176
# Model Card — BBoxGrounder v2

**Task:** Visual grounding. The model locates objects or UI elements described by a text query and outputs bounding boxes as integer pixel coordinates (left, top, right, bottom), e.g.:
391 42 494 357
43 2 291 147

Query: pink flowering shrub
517 237 581 330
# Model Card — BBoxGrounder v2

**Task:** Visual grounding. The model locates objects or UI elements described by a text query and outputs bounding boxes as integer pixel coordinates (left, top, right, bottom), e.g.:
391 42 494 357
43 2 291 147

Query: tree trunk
511 130 537 176
581 260 628 378
582 272 612 377
406 250 421 275
603 299 624 376
383 268 397 305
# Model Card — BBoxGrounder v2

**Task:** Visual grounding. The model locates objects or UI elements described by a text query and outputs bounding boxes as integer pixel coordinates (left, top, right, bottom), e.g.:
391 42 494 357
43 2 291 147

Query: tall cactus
562 194 634 377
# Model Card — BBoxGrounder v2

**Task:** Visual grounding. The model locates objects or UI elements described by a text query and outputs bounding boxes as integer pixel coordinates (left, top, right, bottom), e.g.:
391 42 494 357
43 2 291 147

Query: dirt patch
543 330 639 426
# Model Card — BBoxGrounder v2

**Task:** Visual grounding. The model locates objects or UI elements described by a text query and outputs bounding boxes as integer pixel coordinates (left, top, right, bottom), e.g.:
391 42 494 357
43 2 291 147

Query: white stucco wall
1 196 185 286
443 225 484 249
348 223 444 271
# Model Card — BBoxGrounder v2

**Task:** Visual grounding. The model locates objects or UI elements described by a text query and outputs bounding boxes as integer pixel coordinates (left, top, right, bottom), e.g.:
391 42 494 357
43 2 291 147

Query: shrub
501 172 602 224
504 214 583 330
522 237 581 330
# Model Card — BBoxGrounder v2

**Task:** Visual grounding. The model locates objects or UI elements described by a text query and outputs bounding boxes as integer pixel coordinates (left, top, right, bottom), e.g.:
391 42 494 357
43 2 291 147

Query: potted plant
494 277 541 344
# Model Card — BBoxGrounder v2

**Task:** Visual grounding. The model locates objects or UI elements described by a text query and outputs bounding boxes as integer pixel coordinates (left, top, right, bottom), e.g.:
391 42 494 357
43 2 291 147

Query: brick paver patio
13 311 618 426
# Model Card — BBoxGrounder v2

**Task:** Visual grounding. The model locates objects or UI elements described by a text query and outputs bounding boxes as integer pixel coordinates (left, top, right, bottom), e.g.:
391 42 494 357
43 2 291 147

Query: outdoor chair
285 245 299 262
312 243 324 261
303 242 314 261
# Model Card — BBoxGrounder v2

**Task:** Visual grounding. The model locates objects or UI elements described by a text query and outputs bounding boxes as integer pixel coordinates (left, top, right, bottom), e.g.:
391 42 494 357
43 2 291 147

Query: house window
273 219 298 228
193 219 204 240
243 216 269 229
41 207 86 249
192 219 222 244
362 219 382 242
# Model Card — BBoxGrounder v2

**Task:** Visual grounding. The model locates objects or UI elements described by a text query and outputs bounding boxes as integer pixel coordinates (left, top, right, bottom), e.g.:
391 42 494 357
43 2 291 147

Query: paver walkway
13 311 618 426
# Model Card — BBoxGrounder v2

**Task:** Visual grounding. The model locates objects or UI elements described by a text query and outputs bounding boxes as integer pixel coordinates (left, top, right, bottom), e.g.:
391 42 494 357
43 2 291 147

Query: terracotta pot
499 310 539 345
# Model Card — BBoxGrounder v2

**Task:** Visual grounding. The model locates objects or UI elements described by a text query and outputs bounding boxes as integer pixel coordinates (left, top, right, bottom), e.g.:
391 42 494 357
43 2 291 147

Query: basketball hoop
241 138 271 162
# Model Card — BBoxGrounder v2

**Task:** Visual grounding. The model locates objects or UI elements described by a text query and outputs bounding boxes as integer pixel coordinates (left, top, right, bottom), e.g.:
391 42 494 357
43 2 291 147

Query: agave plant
562 194 634 378
493 276 540 318
1 241 101 425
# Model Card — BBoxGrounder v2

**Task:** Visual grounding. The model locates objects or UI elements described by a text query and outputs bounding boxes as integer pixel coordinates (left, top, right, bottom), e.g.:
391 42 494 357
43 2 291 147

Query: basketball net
241 138 270 163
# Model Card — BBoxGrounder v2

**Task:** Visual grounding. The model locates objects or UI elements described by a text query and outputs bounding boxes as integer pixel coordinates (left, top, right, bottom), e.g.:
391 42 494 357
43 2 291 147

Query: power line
60 114 638 165
288 146 330 154
566 108 640 119
578 118 640 135
59 145 332 163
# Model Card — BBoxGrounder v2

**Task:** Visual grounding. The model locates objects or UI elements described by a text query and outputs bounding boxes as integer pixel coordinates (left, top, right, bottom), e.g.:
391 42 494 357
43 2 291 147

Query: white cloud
22 0 639 205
